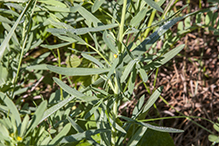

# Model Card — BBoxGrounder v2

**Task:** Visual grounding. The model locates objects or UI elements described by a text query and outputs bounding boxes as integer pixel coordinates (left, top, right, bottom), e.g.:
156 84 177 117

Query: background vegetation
0 0 218 145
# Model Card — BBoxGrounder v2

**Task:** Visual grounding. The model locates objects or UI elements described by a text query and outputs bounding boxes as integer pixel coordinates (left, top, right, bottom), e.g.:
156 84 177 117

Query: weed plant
0 0 218 145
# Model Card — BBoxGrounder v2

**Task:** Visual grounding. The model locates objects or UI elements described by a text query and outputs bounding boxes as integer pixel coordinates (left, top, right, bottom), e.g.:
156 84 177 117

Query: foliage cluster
0 0 218 145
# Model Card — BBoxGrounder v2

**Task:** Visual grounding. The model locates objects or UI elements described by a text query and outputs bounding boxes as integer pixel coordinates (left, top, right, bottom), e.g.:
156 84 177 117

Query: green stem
12 0 37 98
159 95 214 134
57 48 63 100
144 9 156 38
111 0 128 144
118 0 127 53
138 115 214 125
153 68 159 88
112 95 119 145
87 43 111 66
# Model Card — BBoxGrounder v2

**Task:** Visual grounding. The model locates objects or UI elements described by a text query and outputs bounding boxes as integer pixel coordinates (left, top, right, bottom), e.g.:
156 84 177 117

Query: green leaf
41 42 72 50
75 3 102 27
0 92 21 128
0 0 34 62
67 116 84 133
208 134 219 143
82 53 104 68
127 126 148 146
106 57 119 82
0 123 10 139
142 86 162 113
0 8 19 17
66 55 81 68
103 31 118 54
47 24 118 36
144 0 164 13
132 95 145 118
138 68 148 82
19 114 29 137
121 59 138 83
213 123 219 132
126 16 187 62
44 5 70 12
26 64 48 70
119 115 183 133
49 123 72 145
0 65 8 86
38 0 66 8
53 77 98 102
130 7 148 27
139 122 184 133
109 117 126 134
60 129 110 143
47 65 109 76
0 15 13 24
27 100 47 135
39 96 75 124
143 45 185 71
92 0 105 13
138 128 175 146
128 67 137 94
156 44 184 67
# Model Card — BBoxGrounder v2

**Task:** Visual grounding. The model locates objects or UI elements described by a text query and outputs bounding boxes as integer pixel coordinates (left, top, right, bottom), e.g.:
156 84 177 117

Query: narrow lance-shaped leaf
109 117 126 134
121 59 138 83
47 23 118 36
143 44 185 70
142 86 162 113
132 94 145 117
38 0 67 8
0 0 34 62
0 92 21 128
138 122 184 133
103 31 118 54
49 123 72 145
38 96 75 124
118 115 184 133
82 53 104 68
60 129 110 143
144 0 164 13
138 67 148 82
67 116 84 133
130 7 148 27
75 3 102 27
47 65 110 76
19 114 29 137
124 15 189 63
53 77 98 102
40 42 72 50
26 100 47 135
92 0 105 13
127 126 148 146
